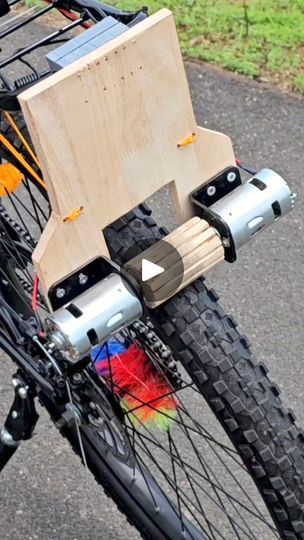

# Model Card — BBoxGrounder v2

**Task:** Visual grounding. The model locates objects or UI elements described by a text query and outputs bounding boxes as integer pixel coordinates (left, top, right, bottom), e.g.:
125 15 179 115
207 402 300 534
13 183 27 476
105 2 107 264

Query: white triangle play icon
141 259 164 282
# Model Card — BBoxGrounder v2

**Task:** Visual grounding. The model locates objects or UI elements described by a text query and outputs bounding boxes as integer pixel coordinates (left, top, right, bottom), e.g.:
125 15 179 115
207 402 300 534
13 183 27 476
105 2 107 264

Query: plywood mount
19 9 235 305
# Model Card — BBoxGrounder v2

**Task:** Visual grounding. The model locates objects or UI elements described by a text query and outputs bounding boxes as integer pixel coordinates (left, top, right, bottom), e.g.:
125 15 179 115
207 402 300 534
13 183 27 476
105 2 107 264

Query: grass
111 0 304 93
24 0 304 93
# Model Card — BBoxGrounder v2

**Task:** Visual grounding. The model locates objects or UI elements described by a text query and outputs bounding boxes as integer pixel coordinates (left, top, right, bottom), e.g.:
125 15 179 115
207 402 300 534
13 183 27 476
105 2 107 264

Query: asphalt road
0 12 304 540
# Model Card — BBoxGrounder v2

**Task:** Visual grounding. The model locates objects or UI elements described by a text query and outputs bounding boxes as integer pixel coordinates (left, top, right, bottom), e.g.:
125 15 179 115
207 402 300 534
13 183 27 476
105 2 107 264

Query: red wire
43 0 91 29
58 7 91 28
31 274 39 312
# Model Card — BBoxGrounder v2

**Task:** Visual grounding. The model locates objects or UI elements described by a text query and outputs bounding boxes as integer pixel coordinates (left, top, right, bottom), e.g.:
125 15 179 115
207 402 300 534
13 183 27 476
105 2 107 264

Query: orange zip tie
63 205 84 222
4 112 41 170
31 274 39 312
177 132 196 148
0 134 46 191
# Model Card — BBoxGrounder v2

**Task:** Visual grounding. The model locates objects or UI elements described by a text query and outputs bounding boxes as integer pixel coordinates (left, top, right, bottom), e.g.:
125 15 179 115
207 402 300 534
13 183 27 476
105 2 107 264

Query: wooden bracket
18 9 235 303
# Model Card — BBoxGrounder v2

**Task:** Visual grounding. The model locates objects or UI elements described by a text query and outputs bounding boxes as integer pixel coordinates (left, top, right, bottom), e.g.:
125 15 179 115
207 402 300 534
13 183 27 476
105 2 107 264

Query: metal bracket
191 166 242 208
0 373 39 448
48 256 142 310
191 166 241 262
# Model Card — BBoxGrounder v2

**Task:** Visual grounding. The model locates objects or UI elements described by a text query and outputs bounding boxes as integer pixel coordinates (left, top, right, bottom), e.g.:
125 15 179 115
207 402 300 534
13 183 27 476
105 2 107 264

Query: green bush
24 0 304 93
112 0 304 93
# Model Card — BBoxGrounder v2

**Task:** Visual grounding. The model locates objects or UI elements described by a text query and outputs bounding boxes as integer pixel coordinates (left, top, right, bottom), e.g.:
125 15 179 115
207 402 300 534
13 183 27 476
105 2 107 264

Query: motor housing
192 168 296 260
46 273 142 362
210 169 296 251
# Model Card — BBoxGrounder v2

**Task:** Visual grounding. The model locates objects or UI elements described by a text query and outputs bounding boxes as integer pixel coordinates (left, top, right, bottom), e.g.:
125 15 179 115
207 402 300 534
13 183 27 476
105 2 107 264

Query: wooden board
125 217 224 307
19 9 235 298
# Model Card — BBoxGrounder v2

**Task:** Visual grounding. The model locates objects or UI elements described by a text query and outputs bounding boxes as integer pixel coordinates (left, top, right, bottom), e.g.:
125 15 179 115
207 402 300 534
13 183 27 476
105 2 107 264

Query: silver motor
210 169 296 251
46 273 142 362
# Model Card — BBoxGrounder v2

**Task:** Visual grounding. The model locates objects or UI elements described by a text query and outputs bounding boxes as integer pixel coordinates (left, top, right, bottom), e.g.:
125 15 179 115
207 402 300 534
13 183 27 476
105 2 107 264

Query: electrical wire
235 158 257 176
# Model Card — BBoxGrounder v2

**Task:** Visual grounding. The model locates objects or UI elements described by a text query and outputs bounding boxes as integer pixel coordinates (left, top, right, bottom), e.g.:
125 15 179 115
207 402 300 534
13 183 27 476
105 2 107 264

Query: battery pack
46 16 128 71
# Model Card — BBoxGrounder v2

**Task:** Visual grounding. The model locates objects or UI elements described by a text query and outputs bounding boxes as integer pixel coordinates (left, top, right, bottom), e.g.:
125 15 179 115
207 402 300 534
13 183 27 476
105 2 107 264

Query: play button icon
141 259 164 282
124 238 184 306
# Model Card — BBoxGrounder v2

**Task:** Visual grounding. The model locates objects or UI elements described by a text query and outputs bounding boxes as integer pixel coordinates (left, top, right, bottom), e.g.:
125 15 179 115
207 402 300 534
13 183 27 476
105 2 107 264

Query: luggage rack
0 0 148 109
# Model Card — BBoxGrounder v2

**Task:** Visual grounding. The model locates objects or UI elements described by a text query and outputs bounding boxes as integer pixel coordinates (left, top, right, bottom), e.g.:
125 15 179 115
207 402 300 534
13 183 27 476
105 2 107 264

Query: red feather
96 343 178 429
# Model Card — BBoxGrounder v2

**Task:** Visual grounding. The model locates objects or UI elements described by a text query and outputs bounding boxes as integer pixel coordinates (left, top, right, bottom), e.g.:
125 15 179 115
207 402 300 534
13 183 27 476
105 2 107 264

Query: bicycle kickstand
0 373 39 473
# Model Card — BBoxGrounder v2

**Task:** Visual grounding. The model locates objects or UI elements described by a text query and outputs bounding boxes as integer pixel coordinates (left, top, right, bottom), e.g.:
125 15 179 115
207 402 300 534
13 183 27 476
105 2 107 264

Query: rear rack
0 0 148 110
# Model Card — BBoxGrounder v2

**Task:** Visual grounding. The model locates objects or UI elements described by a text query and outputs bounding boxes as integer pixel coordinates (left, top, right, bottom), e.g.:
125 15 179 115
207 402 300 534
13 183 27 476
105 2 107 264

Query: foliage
112 0 304 93
24 0 304 93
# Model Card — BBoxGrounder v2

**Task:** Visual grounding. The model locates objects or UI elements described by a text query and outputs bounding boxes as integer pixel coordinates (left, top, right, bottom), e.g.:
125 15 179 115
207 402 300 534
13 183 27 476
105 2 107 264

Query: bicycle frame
0 0 147 105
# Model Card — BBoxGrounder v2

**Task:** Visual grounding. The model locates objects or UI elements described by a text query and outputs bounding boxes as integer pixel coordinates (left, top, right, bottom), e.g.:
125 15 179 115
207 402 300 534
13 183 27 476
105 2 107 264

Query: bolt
55 376 66 388
72 373 82 383
12 378 19 388
222 238 230 248
207 185 216 196
79 273 88 285
18 387 28 399
56 288 66 299
227 171 237 182
11 411 18 419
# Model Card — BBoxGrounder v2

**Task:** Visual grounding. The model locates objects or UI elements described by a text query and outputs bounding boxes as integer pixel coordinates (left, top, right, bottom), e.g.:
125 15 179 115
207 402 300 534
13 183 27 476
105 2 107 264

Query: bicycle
0 1 303 539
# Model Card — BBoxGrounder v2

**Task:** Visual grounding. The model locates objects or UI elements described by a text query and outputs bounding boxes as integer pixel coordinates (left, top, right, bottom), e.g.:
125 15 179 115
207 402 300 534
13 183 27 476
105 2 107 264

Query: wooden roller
125 217 224 308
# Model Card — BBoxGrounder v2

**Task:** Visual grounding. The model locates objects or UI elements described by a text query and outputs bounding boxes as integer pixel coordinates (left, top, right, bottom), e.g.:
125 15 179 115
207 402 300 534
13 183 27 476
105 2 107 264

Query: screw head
207 185 216 196
56 288 66 299
18 387 28 399
12 378 19 388
79 273 88 285
11 411 18 419
72 372 82 383
227 172 237 183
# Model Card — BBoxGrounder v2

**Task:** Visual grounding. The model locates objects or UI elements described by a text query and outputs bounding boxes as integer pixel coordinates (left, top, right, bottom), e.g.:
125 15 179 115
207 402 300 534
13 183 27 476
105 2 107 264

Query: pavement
0 12 304 540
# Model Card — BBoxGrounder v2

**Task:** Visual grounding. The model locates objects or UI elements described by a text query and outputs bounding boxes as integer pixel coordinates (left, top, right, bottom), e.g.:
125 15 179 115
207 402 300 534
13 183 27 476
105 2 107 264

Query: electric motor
209 169 296 251
46 273 143 362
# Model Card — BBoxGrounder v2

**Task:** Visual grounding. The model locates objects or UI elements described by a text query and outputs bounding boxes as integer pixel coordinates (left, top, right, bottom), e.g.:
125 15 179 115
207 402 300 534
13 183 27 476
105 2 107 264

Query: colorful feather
94 340 178 431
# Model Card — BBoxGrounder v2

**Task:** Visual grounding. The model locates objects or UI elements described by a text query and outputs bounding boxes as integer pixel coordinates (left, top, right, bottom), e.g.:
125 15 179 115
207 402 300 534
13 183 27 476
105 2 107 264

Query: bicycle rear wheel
1 117 304 539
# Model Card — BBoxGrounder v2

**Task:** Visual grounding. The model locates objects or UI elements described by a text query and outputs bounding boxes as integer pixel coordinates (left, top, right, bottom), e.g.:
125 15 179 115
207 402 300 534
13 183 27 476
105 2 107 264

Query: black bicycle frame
0 0 148 111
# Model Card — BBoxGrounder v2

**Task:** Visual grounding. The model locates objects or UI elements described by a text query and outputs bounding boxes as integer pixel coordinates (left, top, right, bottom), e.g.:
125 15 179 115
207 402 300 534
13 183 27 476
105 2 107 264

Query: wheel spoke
176 392 266 522
106 374 242 462
133 429 212 537
0 142 282 538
